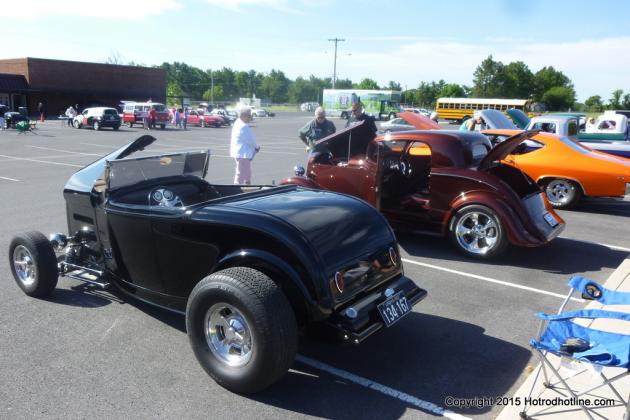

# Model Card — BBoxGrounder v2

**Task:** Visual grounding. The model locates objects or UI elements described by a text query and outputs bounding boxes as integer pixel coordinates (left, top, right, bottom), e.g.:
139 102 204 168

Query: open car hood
312 120 375 158
65 135 158 193
479 109 517 130
398 111 440 130
506 109 530 129
478 130 540 170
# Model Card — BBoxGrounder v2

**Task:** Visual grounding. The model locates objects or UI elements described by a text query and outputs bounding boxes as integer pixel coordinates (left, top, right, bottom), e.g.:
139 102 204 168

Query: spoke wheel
544 178 581 209
450 205 507 259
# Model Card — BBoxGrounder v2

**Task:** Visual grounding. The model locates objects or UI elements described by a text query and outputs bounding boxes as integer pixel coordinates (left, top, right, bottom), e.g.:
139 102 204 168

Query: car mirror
294 165 305 176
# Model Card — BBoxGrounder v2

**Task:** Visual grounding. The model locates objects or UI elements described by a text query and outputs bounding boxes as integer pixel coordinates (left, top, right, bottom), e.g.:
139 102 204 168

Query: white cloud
202 0 305 14
4 0 182 19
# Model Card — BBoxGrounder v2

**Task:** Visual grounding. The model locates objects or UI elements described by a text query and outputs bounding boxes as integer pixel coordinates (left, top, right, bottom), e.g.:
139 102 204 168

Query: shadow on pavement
398 234 629 274
253 312 528 418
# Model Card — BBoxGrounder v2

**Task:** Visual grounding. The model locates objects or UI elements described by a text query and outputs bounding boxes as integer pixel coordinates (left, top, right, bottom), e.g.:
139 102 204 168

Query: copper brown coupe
282 116 565 259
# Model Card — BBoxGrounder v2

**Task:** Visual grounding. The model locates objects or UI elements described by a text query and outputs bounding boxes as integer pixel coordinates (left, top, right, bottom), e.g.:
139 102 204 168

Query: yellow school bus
436 98 532 121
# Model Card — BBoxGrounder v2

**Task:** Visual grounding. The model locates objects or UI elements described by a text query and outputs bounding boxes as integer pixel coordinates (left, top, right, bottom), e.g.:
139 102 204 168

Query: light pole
210 69 214 105
328 38 345 89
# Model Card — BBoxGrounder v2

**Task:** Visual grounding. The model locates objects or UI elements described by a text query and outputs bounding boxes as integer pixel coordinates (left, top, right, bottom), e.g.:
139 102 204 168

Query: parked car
262 108 275 117
2 111 28 129
379 114 439 133
72 107 121 130
482 128 630 208
209 109 235 125
300 102 319 112
522 113 630 158
186 110 224 127
282 115 565 259
250 107 267 118
8 135 427 393
121 102 170 129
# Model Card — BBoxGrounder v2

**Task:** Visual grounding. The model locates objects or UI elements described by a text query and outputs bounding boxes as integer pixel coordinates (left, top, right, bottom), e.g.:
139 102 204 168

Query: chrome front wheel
205 303 253 367
13 245 36 287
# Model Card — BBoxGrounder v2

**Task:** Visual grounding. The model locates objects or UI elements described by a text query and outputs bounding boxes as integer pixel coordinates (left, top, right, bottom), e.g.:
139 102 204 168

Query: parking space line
26 145 101 156
401 258 584 302
0 154 83 168
0 176 19 182
296 355 470 419
563 237 630 253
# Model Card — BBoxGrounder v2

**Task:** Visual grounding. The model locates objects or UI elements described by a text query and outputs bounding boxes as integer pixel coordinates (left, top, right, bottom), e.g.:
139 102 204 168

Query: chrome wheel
205 303 253 367
454 211 499 255
13 245 37 287
545 179 576 207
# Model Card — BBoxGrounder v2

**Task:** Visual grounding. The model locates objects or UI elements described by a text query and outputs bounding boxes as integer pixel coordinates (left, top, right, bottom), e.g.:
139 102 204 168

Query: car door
310 121 383 208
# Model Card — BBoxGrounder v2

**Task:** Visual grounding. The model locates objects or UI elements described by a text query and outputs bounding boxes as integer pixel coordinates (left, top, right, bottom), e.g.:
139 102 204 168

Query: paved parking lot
1 115 629 419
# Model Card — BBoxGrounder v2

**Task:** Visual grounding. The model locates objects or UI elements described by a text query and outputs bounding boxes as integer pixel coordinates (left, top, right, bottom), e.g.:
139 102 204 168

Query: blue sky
4 0 630 101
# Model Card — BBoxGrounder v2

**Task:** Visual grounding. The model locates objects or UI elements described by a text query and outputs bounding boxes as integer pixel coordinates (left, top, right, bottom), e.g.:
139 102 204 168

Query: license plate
543 212 558 227
377 292 411 327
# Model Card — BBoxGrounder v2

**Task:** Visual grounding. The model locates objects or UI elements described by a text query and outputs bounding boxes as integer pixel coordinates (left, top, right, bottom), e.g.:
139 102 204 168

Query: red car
282 115 565 259
186 110 224 128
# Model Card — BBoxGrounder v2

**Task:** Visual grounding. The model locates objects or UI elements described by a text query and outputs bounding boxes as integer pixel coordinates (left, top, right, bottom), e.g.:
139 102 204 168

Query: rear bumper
327 275 427 344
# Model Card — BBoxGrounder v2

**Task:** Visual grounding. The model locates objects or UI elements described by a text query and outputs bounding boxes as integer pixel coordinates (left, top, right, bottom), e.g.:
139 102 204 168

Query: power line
328 38 345 89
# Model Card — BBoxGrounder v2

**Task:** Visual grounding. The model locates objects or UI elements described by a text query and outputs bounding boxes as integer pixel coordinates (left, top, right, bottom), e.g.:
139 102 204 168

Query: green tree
584 95 603 111
439 83 466 98
532 66 572 102
387 80 402 91
355 78 380 89
472 55 506 97
503 61 534 98
541 86 575 111
609 89 624 109
622 93 630 109
335 78 353 89
203 85 224 102
259 69 290 103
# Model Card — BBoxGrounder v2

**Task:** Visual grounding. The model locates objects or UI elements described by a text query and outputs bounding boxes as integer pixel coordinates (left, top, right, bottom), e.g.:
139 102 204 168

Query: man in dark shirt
298 107 336 151
345 102 377 136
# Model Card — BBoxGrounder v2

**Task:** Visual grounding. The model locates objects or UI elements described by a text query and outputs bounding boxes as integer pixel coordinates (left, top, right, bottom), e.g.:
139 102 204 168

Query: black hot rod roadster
9 135 427 393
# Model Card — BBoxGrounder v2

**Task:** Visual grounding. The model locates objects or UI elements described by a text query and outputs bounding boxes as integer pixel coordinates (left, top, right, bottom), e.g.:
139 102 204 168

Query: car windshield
152 104 166 112
104 109 118 115
108 151 209 191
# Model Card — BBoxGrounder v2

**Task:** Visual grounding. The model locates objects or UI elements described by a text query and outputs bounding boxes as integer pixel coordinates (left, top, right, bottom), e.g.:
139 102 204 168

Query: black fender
214 248 325 324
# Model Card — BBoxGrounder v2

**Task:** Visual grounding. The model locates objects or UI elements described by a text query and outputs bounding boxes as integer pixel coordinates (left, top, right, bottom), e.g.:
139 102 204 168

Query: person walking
182 107 188 130
38 102 45 122
175 108 182 129
298 106 336 151
148 106 157 129
345 102 377 136
230 107 259 184
65 105 77 127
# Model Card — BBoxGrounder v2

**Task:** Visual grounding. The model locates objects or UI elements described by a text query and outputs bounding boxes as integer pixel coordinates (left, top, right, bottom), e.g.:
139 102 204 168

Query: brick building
0 57 166 117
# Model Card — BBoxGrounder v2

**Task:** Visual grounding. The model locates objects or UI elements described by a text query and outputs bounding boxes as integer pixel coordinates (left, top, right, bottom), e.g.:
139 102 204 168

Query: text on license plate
543 212 558 227
377 292 411 327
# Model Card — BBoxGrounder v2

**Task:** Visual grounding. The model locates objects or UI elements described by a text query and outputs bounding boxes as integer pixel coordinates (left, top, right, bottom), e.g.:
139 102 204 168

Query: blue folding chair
521 276 630 419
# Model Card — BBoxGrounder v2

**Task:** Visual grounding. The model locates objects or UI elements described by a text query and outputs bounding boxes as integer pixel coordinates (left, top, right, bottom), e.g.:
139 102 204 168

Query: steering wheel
149 188 183 207
399 157 413 178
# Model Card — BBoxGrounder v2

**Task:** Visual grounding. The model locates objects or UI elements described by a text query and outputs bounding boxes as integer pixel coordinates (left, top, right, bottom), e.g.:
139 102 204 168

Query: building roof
0 73 28 92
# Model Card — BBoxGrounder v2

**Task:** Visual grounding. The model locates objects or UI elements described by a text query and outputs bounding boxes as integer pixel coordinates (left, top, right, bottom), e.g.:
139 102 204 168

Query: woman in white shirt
230 107 260 184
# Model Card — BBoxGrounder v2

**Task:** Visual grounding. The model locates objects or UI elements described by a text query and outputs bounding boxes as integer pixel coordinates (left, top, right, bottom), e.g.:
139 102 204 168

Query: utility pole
328 38 345 89
210 69 214 105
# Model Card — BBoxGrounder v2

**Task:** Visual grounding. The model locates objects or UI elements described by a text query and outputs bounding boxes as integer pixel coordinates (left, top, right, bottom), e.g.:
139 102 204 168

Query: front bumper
327 275 427 344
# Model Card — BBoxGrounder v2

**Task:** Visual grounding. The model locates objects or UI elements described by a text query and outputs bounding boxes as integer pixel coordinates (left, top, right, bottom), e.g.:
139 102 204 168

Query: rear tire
543 178 582 209
449 205 507 259
186 267 297 394
113 125 120 131
9 231 59 297
73 119 81 129
160 124 165 129
93 121 100 131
